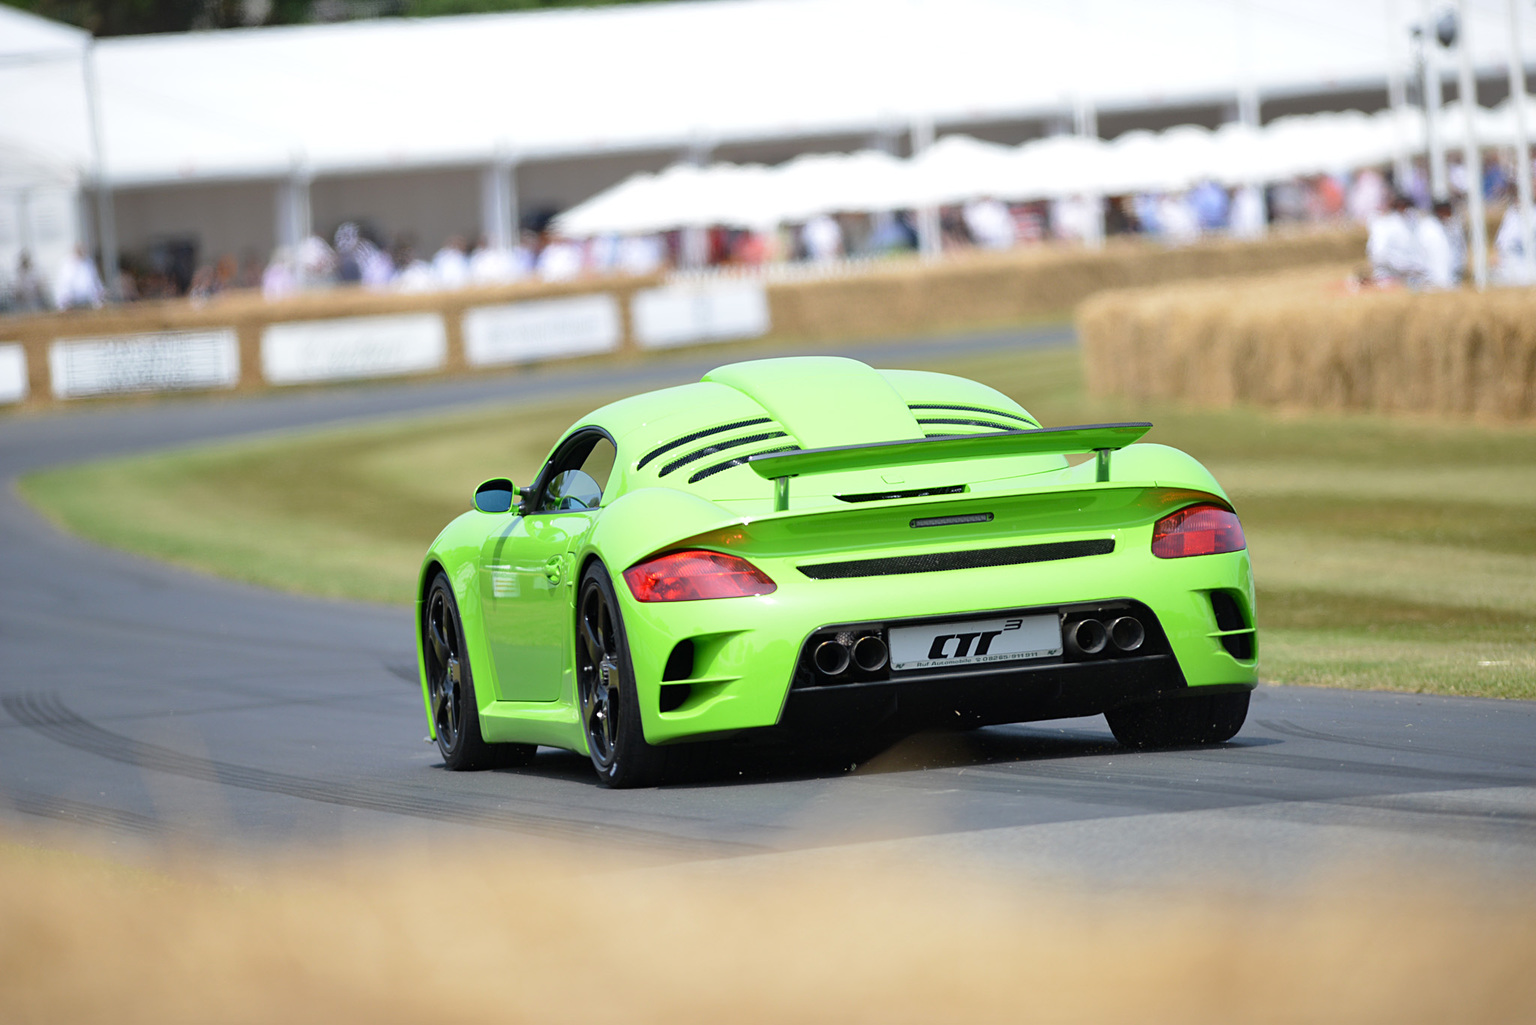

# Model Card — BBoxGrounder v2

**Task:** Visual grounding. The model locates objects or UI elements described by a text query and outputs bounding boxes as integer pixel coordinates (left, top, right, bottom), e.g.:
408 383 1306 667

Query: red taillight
1151 504 1246 559
622 550 776 602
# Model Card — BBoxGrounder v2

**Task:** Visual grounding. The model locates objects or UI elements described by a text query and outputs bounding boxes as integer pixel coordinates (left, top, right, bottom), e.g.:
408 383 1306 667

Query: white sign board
463 295 621 367
48 329 239 399
262 313 446 385
0 344 27 404
631 281 771 349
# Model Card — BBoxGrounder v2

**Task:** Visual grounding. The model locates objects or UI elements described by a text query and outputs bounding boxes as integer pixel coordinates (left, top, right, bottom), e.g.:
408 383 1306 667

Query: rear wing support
749 422 1153 511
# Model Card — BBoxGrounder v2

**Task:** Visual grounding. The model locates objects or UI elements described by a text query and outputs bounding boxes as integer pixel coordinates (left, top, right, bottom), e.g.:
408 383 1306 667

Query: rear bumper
612 533 1258 745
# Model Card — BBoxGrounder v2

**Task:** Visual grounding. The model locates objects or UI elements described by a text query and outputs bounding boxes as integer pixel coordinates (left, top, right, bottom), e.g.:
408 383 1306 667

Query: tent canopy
2 0 1533 188
552 97 1536 235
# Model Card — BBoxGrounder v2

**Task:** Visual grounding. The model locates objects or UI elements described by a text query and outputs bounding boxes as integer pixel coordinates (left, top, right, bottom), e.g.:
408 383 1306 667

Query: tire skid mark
1330 792 1536 831
1193 748 1535 789
878 743 1534 808
2 691 765 857
1259 718 1536 772
7 793 171 838
0 604 409 664
860 757 1312 808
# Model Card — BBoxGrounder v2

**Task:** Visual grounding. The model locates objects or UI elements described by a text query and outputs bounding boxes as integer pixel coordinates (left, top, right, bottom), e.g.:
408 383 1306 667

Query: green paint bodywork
415 356 1258 755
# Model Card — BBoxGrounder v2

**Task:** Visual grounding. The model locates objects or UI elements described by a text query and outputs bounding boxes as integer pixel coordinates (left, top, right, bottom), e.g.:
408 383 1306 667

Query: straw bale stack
767 227 1367 341
1078 269 1536 422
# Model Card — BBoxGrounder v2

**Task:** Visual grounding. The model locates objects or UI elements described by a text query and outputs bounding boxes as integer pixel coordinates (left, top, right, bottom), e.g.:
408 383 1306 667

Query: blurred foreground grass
19 343 1536 699
4 831 1535 1025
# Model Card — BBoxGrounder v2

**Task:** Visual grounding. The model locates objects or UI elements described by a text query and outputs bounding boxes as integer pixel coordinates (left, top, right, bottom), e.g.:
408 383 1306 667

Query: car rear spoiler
747 422 1152 511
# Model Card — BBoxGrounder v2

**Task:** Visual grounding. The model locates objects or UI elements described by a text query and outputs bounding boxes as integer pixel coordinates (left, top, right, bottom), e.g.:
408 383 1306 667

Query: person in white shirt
261 246 298 301
962 197 1015 250
432 236 470 290
1347 168 1388 224
1229 186 1266 239
468 235 520 286
296 233 335 287
801 214 843 262
392 244 438 293
54 245 105 309
1366 194 1425 285
1416 202 1457 289
1493 205 1536 286
536 236 584 282
617 234 665 276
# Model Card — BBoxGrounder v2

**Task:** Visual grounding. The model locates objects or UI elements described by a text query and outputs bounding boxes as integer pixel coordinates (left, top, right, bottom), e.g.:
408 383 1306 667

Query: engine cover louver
637 417 773 471
798 538 1115 579
689 445 801 483
907 403 1035 426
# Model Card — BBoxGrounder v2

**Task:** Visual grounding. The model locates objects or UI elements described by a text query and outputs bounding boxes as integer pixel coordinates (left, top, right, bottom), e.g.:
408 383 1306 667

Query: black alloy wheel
575 563 667 788
423 573 534 771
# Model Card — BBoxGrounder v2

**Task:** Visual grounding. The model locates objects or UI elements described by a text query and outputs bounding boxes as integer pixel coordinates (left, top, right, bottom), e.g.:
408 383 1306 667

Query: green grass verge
19 342 1536 699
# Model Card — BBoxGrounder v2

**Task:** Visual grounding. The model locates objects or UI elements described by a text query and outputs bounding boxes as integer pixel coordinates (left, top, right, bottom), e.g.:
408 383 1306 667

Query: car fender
416 509 502 738
584 486 743 576
1092 443 1232 505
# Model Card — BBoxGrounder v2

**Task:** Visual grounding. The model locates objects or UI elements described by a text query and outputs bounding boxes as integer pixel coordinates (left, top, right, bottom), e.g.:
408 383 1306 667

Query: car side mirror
473 478 518 514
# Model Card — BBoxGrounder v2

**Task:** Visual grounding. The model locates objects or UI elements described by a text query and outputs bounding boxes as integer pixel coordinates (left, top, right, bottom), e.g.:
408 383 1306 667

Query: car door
479 429 616 703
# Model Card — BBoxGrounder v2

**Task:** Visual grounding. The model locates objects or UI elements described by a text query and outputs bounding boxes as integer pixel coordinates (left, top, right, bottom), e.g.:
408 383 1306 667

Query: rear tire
1105 690 1250 749
576 563 667 788
423 573 537 771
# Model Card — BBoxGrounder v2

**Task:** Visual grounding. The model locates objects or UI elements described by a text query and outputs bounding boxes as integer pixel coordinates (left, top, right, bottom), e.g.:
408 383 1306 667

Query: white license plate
889 613 1062 671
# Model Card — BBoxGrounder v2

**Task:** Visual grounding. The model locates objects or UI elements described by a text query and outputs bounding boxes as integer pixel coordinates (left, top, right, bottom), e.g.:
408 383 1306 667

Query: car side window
544 469 602 511
535 434 616 513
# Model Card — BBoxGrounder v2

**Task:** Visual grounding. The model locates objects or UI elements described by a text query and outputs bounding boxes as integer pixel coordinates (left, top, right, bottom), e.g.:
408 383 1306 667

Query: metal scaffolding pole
481 148 518 250
910 114 941 259
1073 95 1104 250
1454 0 1487 289
1386 0 1414 187
1422 0 1448 200
1507 0 1536 281
81 42 117 300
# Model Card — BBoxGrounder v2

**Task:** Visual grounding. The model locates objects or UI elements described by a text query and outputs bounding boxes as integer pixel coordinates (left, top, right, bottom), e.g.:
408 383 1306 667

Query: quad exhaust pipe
1066 618 1108 655
813 640 851 676
1066 615 1145 656
813 633 889 676
1108 615 1144 652
852 635 889 672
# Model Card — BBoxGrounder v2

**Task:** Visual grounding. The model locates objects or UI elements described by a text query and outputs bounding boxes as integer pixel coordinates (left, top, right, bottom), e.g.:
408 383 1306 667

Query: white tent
553 93 1536 237
0 7 91 282
3 0 1535 189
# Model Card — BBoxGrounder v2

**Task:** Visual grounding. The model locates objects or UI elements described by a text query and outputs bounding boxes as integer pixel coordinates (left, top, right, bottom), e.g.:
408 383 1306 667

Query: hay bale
765 226 1367 342
1078 270 1536 422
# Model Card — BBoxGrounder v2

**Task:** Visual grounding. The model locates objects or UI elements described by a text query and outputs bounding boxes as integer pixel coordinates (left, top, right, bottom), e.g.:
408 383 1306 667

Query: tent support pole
1454 0 1486 289
1508 0 1536 281
82 42 117 300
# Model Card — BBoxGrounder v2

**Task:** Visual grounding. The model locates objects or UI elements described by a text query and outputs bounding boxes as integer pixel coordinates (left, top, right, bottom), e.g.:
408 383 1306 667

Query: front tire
423 573 536 771
1105 690 1250 749
576 563 667 788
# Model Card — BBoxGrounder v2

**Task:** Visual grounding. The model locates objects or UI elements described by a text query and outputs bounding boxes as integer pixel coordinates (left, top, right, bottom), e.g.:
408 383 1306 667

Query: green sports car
416 356 1257 787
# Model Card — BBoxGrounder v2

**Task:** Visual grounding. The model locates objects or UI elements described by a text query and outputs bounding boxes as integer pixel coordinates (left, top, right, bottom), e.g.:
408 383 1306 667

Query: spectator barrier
1079 269 1536 422
0 228 1365 410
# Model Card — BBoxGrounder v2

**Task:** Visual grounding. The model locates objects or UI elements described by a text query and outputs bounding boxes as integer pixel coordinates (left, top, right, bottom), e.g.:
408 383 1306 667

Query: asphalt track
3 325 1534 889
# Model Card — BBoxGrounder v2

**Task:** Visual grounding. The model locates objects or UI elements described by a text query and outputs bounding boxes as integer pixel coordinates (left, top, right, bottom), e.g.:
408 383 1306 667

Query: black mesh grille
799 538 1115 580
915 417 1016 432
659 432 789 477
689 445 801 483
638 417 773 471
908 404 1035 425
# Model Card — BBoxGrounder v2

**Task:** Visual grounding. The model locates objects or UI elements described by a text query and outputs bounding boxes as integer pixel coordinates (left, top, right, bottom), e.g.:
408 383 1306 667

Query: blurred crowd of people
2 149 1533 316
256 223 669 301
1365 152 1535 289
